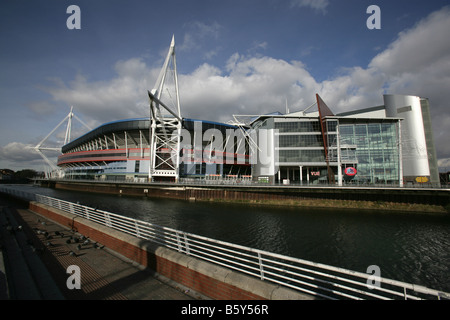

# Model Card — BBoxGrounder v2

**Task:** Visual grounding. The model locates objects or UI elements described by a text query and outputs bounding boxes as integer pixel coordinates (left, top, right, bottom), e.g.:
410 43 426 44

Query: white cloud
179 21 222 60
438 158 450 171
44 58 159 126
0 127 89 170
366 6 450 165
370 7 450 75
0 142 41 162
290 0 330 13
26 101 58 117
179 54 321 122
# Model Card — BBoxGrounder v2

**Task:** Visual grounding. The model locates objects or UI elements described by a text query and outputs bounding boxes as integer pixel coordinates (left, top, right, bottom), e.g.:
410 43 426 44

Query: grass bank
198 197 449 214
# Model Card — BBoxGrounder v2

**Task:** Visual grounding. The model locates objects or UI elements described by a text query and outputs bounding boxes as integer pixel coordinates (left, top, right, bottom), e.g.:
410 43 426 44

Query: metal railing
1 185 449 300
34 176 449 189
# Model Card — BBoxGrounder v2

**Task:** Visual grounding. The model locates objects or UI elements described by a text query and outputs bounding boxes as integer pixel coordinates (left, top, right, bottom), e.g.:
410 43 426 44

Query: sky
1 0 449 172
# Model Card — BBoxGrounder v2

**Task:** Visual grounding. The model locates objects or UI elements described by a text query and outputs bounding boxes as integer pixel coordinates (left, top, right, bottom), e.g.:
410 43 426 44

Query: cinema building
248 94 439 187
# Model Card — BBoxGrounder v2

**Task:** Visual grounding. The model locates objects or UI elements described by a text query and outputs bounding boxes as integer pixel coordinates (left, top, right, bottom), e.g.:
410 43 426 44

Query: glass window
326 120 338 132
279 150 325 163
338 122 399 184
381 123 392 132
340 125 353 135
368 124 381 134
355 124 367 135
279 134 324 148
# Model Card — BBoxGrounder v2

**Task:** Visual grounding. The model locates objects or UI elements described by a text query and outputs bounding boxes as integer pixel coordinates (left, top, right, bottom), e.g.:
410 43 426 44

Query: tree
13 169 37 179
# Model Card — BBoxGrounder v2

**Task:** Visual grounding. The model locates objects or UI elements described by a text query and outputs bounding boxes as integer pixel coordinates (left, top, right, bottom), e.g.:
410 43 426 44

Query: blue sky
1 0 450 171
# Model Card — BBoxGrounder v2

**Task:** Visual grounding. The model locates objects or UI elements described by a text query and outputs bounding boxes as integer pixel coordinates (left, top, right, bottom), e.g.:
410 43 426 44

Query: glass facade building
338 121 400 184
258 117 401 185
250 93 439 187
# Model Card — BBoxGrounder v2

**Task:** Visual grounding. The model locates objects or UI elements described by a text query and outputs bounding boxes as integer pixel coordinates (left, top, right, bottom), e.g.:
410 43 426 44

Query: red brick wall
28 202 265 300
155 256 264 300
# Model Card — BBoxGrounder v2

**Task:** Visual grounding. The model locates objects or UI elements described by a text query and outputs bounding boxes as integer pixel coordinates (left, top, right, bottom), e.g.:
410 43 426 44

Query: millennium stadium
43 37 440 187
57 117 252 182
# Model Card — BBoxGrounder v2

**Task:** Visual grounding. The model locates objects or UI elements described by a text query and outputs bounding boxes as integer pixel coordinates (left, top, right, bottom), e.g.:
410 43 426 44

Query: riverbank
39 179 450 214
202 197 449 214
5 182 450 293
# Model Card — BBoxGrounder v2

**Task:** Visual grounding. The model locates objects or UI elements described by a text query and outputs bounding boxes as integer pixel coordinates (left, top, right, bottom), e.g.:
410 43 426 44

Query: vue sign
344 167 357 177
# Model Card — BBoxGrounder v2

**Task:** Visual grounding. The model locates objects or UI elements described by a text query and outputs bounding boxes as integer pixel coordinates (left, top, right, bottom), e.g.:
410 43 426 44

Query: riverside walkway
1 186 449 301
0 195 201 300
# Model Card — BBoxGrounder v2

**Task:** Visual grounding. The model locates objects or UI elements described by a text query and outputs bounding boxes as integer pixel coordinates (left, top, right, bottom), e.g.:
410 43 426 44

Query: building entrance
277 166 331 185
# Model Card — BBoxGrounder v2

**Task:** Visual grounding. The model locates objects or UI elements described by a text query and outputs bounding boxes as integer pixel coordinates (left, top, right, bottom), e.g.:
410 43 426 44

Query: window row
275 121 321 133
278 150 325 163
278 134 324 148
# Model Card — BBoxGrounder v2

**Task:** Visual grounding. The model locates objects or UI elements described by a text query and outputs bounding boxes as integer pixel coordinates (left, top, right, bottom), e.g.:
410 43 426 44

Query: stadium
57 117 251 182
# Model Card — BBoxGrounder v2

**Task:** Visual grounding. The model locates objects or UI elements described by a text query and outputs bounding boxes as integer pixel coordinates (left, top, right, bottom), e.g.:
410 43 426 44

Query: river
4 184 450 293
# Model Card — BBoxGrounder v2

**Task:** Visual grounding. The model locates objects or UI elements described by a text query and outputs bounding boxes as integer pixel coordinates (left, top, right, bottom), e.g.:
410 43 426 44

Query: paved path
0 195 205 300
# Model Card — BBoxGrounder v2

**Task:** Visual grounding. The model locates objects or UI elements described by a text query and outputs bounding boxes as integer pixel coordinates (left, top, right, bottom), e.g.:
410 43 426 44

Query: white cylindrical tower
384 94 430 178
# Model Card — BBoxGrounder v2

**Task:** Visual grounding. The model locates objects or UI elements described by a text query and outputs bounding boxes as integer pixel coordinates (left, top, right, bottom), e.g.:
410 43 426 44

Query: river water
5 184 450 293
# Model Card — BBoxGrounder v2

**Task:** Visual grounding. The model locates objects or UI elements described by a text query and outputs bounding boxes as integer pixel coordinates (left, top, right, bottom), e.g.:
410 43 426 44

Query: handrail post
134 220 141 238
176 231 182 252
258 252 265 280
105 212 112 227
85 207 90 220
184 233 190 255
175 231 190 255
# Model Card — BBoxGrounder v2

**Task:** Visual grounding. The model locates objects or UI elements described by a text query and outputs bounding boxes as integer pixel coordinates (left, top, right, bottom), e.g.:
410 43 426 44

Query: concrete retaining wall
52 180 450 213
28 201 313 300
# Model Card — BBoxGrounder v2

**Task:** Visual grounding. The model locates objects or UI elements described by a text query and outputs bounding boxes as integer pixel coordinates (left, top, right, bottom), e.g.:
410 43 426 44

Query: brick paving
1 195 202 300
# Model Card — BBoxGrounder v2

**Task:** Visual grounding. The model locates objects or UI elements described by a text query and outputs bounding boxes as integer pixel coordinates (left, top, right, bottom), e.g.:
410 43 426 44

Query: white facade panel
384 94 430 177
252 129 278 177
344 109 386 118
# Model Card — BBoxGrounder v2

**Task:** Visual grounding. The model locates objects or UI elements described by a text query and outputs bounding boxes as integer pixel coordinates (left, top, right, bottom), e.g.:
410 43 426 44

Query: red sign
344 167 357 176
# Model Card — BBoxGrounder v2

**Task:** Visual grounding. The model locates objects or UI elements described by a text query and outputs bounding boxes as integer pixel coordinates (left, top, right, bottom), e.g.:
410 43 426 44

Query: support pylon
32 107 91 178
148 36 183 182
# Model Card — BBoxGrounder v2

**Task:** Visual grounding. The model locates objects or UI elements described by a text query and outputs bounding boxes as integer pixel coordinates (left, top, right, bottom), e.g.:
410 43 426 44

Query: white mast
33 107 91 177
148 36 183 181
